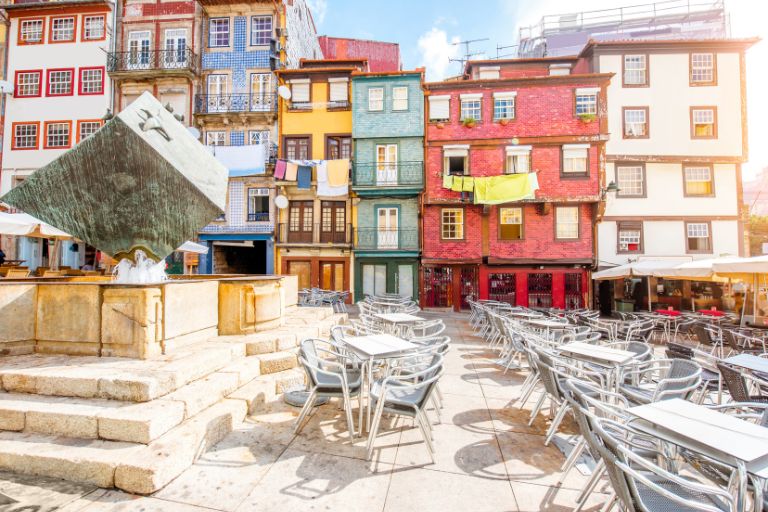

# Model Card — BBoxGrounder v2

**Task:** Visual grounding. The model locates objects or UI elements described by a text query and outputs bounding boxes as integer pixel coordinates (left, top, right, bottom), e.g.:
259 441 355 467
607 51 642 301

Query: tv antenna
448 38 489 70
495 43 519 59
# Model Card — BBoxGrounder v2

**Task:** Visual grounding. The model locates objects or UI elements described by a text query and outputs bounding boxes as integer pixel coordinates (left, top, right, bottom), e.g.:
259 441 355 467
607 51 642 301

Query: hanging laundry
462 176 474 192
297 165 312 189
327 159 350 187
274 159 287 180
285 162 299 181
451 176 464 192
442 175 453 189
472 173 539 205
317 160 348 197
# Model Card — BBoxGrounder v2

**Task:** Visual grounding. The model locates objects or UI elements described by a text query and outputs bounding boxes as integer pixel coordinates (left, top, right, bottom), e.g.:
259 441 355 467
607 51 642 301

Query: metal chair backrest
716 362 752 402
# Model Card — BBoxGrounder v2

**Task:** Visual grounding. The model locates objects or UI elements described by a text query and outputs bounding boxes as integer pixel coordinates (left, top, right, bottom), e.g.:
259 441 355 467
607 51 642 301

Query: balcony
276 223 352 245
247 212 270 222
195 94 278 116
288 100 350 112
354 228 419 252
352 161 424 195
107 49 199 79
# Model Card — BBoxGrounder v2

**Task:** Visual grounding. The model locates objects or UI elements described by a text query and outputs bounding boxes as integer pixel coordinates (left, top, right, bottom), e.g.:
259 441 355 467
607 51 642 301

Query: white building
583 39 756 267
1 0 115 268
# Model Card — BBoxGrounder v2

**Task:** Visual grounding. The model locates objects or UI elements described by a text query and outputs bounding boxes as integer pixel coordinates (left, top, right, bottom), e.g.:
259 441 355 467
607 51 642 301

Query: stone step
257 351 298 375
227 367 305 413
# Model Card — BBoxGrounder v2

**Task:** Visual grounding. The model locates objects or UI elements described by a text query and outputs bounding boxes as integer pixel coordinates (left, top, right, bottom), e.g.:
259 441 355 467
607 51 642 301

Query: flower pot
436 122 445 129
463 120 476 128
499 118 510 126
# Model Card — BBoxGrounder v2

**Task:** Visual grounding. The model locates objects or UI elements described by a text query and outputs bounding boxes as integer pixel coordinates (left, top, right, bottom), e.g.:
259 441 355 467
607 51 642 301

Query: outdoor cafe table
525 319 571 339
724 354 768 376
342 334 419 434
628 398 768 511
653 311 682 342
558 342 636 391
373 313 425 335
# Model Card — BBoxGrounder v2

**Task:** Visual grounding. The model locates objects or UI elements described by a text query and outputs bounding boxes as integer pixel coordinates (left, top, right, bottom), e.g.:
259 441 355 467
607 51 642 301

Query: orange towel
327 159 349 187
285 162 299 181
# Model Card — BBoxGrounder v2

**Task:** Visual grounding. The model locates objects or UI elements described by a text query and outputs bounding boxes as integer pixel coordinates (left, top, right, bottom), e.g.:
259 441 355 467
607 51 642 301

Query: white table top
559 342 635 365
373 313 425 323
526 319 570 329
724 354 768 374
507 311 544 318
629 399 768 471
343 334 419 358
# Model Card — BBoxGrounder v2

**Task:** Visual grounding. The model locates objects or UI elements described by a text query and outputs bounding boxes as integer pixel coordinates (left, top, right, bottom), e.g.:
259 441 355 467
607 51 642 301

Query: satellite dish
0 80 14 94
275 195 289 209
277 85 292 100
187 126 201 139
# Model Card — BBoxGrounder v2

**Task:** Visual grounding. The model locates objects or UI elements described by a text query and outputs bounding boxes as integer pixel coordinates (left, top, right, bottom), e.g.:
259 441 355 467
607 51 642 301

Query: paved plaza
0 312 607 512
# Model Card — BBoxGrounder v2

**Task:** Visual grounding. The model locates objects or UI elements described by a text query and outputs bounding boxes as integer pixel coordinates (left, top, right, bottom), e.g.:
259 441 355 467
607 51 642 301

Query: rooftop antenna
495 43 519 59
449 38 489 72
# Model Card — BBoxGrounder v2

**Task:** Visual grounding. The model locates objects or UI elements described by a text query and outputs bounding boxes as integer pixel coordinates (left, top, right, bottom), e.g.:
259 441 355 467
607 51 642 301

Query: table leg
366 359 374 433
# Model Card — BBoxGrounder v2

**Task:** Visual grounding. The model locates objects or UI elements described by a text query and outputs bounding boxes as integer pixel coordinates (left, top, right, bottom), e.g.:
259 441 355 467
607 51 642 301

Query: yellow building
274 59 366 297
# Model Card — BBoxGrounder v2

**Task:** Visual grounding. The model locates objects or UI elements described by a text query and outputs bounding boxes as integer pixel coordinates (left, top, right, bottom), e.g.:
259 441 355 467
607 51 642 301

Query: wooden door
320 201 346 243
320 261 345 292
288 201 313 243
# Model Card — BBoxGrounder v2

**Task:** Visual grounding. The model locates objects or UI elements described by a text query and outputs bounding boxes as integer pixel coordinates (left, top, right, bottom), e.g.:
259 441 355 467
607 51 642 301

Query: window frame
49 16 77 43
327 77 349 109
622 53 649 87
43 120 73 150
460 97 482 122
288 79 311 109
325 134 351 160
690 106 718 139
440 207 465 240
368 87 384 112
14 70 42 98
504 147 531 175
622 106 649 139
685 221 713 254
46 68 75 97
560 144 590 178
11 121 40 150
498 207 524 241
19 18 45 45
574 91 597 116
246 187 270 221
206 131 227 146
616 163 647 198
443 147 470 176
208 17 230 48
493 92 516 121
689 52 717 86
78 66 104 95
682 163 715 197
554 205 580 241
428 95 450 123
81 14 106 41
617 221 643 254
249 15 273 46
282 135 311 160
76 119 103 142
392 86 408 111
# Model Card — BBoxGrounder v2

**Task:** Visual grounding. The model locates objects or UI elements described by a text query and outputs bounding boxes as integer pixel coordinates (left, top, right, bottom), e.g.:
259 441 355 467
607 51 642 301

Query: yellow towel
327 159 349 187
473 174 538 205
462 176 474 192
285 162 298 181
451 176 464 192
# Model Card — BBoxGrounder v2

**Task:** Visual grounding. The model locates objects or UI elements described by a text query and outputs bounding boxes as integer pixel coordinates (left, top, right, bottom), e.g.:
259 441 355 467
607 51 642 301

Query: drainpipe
0 10 10 190
420 73 427 308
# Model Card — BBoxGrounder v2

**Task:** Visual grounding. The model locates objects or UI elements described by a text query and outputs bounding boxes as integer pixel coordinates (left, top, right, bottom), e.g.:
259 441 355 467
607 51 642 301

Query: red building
421 57 612 311
318 36 400 72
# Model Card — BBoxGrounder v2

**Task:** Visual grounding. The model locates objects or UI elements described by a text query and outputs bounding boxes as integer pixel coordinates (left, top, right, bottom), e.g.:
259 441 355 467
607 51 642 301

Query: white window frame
206 131 226 146
47 70 73 96
249 130 270 145
684 166 714 196
83 15 105 40
460 93 482 121
441 208 464 240
428 95 450 122
562 144 589 175
623 54 647 85
13 123 38 149
46 122 70 148
289 78 310 108
328 77 348 105
692 108 716 138
16 71 41 97
443 145 469 176
78 121 101 141
250 15 272 46
555 206 579 240
505 146 531 174
80 68 103 94
208 18 230 48
575 87 598 115
618 224 642 253
616 165 645 197
392 86 408 111
368 87 384 111
624 108 648 137
499 207 523 240
477 66 500 80
20 19 43 43
686 222 711 253
51 17 75 42
691 53 715 83
493 91 516 120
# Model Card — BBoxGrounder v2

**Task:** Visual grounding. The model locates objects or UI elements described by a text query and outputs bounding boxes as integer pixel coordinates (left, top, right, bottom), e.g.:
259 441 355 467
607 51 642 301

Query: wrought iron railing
247 212 270 222
107 48 199 74
276 223 352 245
352 161 424 188
195 94 277 114
354 228 419 251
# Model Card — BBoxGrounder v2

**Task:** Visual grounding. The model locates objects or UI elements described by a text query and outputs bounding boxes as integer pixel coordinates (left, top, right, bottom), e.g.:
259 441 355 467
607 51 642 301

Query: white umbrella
593 258 691 280
0 212 71 238
712 255 768 274
176 241 209 254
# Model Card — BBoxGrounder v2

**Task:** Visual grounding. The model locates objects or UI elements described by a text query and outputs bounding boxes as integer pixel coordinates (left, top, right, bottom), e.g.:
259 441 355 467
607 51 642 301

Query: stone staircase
0 306 346 494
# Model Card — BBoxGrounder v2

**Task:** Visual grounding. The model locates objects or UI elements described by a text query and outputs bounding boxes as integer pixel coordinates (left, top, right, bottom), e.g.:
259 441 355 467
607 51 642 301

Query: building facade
274 59 362 293
422 58 611 311
318 36 400 73
351 70 423 300
1 0 114 269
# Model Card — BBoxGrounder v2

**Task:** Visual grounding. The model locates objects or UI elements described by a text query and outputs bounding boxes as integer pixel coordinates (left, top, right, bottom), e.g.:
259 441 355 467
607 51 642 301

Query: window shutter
291 82 310 102
429 95 450 121
329 81 347 102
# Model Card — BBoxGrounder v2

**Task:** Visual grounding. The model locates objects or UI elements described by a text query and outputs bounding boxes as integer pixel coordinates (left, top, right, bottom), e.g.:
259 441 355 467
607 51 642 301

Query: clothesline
442 172 540 205
274 158 350 197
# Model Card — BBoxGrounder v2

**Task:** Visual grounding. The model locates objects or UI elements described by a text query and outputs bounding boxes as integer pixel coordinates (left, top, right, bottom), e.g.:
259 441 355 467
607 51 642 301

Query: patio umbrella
712 256 768 326
176 240 209 254
0 213 72 271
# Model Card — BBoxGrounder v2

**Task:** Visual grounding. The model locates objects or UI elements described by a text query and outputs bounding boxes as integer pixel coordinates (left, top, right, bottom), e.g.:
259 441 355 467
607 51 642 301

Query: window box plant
577 113 596 124
462 117 477 128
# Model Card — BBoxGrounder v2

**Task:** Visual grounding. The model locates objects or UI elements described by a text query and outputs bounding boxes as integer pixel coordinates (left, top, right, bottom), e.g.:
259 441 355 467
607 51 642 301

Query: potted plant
462 117 477 128
436 121 445 129
498 118 510 126
577 113 596 124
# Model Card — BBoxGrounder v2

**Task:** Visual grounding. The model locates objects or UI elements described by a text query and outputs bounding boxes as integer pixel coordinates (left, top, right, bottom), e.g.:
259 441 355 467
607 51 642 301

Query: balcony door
362 264 387 297
250 73 272 112
207 74 228 113
320 201 346 243
377 207 398 249
397 264 414 299
128 31 151 69
288 200 313 243
376 144 397 185
164 29 187 68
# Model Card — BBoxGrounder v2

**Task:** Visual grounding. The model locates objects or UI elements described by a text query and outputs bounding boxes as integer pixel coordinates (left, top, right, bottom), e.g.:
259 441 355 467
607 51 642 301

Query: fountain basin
0 275 298 359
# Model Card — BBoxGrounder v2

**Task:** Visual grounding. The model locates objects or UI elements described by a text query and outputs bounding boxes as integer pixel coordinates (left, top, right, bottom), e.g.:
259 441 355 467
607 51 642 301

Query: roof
3 0 112 10
351 69 424 79
300 58 368 66
463 56 579 76
318 35 399 47
579 37 760 56
275 67 358 76
423 72 613 90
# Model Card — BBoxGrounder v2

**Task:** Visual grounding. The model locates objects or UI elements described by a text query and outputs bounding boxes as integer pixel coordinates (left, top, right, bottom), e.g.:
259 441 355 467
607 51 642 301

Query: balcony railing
247 212 270 222
276 223 352 245
352 161 424 188
107 48 199 75
195 94 277 114
354 228 419 251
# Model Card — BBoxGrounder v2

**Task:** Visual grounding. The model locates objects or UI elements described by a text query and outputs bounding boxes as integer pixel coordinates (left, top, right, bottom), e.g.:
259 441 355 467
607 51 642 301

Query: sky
307 0 768 180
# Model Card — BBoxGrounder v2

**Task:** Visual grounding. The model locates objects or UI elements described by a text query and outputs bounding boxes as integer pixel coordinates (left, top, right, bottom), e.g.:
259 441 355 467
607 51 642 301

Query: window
623 107 648 138
684 166 714 196
499 207 523 240
20 19 44 44
44 121 71 149
328 78 348 107
616 165 645 197
477 66 500 79
79 67 104 95
289 79 310 108
460 94 481 121
284 136 310 160
250 15 272 46
368 87 383 111
77 120 101 142
690 53 716 85
326 136 351 160
443 146 469 176
617 222 642 253
549 64 571 76
249 130 270 145
206 131 226 146
505 147 531 174
575 88 598 115
428 95 450 122
493 92 515 120
46 69 73 96
12 122 39 149
83 15 105 40
441 208 464 239
50 17 75 42
623 54 647 86
562 145 589 175
691 107 717 138
392 86 408 110
14 70 41 97
247 188 269 222
686 222 711 253
208 18 230 47
555 206 579 240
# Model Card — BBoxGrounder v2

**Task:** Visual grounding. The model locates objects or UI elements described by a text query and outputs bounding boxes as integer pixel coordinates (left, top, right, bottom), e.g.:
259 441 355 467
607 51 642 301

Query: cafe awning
593 258 691 280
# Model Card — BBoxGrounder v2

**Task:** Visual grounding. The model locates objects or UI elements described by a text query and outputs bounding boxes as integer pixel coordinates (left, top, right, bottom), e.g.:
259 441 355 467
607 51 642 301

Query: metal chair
716 362 768 404
620 359 702 405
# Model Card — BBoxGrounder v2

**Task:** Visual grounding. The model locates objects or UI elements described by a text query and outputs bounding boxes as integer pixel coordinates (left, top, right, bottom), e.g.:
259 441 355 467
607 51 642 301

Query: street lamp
600 181 620 200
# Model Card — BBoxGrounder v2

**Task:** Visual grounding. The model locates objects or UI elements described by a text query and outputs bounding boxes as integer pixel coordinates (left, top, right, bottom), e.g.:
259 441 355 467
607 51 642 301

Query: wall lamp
600 181 620 200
